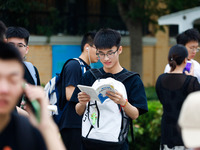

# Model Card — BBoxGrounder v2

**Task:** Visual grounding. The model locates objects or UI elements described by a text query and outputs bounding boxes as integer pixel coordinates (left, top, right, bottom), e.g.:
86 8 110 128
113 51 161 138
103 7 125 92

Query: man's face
96 46 121 70
0 59 24 115
89 45 99 63
185 41 199 60
7 37 29 59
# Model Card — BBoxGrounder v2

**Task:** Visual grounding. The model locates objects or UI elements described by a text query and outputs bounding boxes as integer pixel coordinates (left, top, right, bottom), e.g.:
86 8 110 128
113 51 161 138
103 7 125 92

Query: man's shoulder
11 113 47 149
64 58 86 69
12 112 34 129
192 59 200 67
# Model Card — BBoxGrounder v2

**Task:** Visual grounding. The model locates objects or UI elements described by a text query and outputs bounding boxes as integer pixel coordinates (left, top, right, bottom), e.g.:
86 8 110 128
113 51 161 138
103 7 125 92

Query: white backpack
81 69 139 150
82 77 129 142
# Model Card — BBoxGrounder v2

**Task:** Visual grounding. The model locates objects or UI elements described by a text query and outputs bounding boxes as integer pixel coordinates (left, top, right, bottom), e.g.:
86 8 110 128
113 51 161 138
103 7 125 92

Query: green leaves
129 100 162 150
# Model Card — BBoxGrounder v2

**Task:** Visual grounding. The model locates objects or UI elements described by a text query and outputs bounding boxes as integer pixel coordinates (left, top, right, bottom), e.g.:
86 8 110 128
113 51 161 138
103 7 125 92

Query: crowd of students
0 19 200 150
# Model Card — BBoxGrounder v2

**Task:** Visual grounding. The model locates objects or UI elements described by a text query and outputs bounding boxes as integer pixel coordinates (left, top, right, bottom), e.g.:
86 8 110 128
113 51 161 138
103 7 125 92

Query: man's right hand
77 92 91 106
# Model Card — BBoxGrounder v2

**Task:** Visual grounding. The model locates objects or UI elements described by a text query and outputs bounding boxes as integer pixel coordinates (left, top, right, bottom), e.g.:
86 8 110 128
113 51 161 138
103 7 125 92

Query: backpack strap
130 119 135 144
73 58 87 74
115 71 139 83
60 58 86 78
89 68 103 80
24 61 37 85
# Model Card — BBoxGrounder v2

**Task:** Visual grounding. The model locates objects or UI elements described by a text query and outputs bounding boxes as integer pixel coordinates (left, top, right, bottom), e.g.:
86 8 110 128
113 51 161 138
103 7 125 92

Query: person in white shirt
164 28 200 82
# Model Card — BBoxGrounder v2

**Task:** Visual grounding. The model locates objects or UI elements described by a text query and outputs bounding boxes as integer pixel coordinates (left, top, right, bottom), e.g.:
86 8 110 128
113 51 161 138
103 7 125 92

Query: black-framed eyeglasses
8 43 27 48
96 47 119 59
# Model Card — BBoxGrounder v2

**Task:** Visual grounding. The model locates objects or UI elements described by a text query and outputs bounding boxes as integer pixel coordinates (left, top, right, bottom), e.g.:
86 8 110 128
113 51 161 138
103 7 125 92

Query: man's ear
118 46 122 54
25 45 29 55
84 44 90 52
184 58 187 64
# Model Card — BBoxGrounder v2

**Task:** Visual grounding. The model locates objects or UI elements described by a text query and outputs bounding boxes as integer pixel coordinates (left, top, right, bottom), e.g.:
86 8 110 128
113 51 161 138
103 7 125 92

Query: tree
116 0 200 76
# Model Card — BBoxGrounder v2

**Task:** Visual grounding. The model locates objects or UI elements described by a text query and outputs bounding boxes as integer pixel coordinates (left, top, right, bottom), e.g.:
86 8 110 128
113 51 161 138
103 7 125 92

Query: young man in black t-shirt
75 28 148 150
6 27 40 112
6 27 40 86
59 32 99 150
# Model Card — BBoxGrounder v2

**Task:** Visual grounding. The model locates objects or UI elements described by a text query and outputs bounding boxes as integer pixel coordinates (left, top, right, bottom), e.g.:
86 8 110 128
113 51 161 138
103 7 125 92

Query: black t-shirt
0 112 47 150
59 58 90 130
156 73 200 148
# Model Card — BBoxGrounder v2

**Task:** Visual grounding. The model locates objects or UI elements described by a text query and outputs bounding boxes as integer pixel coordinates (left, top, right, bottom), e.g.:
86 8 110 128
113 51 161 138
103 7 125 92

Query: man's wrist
121 99 128 107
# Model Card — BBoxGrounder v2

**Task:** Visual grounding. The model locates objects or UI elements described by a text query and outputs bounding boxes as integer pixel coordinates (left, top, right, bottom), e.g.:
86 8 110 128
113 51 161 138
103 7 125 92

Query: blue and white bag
44 58 86 125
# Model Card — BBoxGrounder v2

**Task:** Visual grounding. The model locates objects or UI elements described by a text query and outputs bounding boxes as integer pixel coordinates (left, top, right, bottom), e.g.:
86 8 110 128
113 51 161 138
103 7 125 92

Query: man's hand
106 91 126 106
76 92 91 116
78 92 91 106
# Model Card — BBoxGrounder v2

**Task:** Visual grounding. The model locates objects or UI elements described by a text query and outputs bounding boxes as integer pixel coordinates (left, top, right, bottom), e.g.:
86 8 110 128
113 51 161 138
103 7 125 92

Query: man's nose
0 80 9 94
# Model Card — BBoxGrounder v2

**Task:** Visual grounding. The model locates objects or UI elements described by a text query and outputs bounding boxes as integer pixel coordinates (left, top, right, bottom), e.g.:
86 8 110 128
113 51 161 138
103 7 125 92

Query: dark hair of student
6 27 30 45
0 41 23 65
81 32 96 52
0 21 6 42
94 28 121 49
168 44 188 72
176 28 200 45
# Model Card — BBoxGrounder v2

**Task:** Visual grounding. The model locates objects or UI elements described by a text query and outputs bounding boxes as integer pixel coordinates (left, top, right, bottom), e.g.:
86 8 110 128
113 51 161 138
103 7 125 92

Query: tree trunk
117 1 143 76
127 22 143 76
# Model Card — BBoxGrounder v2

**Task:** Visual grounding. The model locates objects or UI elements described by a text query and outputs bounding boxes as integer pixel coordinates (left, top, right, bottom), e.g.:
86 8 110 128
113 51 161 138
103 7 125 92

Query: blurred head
6 27 30 59
81 31 98 63
168 44 188 72
0 42 24 115
176 28 200 60
94 28 122 69
178 92 200 149
0 21 6 42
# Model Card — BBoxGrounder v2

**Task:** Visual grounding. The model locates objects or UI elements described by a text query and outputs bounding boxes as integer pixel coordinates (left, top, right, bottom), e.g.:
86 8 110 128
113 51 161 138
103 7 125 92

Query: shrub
145 86 158 100
128 100 162 150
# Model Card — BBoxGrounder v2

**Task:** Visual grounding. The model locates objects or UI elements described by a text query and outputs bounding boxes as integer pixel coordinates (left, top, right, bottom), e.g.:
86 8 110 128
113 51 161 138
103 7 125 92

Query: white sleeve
164 64 170 73
192 60 200 83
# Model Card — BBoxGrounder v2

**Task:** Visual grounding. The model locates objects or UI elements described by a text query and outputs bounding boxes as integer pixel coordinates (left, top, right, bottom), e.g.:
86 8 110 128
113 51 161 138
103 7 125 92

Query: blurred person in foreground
156 44 200 150
179 91 200 150
0 42 65 150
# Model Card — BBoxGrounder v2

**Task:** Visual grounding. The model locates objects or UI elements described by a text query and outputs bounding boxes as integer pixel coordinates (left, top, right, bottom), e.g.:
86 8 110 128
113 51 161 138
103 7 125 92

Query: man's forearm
75 103 86 116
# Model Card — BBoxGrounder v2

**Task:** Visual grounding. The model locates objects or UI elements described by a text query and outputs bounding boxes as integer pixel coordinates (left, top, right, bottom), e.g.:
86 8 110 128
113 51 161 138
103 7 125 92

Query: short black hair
81 32 96 52
176 28 200 45
6 27 30 45
168 44 188 72
0 41 23 65
0 21 6 42
94 28 121 49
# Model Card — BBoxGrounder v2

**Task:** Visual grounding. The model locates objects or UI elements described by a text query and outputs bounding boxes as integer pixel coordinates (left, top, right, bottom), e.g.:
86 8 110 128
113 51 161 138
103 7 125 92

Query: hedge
128 100 162 150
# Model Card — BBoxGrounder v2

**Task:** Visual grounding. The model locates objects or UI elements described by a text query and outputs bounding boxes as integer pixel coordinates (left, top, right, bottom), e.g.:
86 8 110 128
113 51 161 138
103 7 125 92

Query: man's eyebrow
8 42 24 45
98 50 114 53
8 72 21 77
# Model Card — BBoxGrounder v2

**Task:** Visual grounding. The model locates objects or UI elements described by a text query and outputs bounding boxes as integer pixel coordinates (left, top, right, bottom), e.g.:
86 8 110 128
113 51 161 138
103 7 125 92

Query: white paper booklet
77 78 116 103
